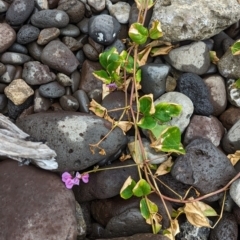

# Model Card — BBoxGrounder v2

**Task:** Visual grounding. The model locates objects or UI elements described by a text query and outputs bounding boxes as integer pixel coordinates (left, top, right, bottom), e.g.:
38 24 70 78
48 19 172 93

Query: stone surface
0 160 79 240
83 43 99 61
37 27 60 45
165 41 210 75
34 89 52 113
0 93 7 111
17 24 40 45
88 0 105 12
27 41 44 61
97 234 169 240
226 79 240 107
183 115 225 147
62 36 83 51
41 40 79 75
4 79 34 105
219 106 240 130
39 81 65 98
150 0 240 42
140 63 170 99
0 64 16 84
154 92 194 133
0 52 31 65
8 42 28 54
60 24 80 37
171 138 237 202
230 179 240 208
56 73 72 86
177 73 214 116
0 0 9 13
16 112 128 172
73 89 90 113
59 95 79 111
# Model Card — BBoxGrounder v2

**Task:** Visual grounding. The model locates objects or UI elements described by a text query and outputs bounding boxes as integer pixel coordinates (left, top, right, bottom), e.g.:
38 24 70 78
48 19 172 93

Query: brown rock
37 27 60 45
219 106 240 130
62 36 83 51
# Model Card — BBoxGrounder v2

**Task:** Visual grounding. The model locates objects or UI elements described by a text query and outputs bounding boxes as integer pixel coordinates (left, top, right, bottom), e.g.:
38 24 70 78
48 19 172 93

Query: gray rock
177 73 214 116
77 18 89 34
39 81 65 98
0 64 16 84
0 62 6 76
37 27 60 46
16 112 128 172
0 160 79 239
154 92 194 133
17 25 40 45
41 40 79 75
164 41 210 75
0 83 6 93
0 93 7 111
222 119 240 154
83 43 99 61
140 63 170 99
105 39 126 54
0 0 9 13
171 138 236 202
27 41 44 61
150 0 240 42
56 73 72 87
60 24 80 37
62 36 83 52
34 89 51 113
31 9 69 28
0 52 31 65
70 70 81 93
73 89 90 113
59 95 79 111
22 61 56 85
88 0 105 12
8 42 28 55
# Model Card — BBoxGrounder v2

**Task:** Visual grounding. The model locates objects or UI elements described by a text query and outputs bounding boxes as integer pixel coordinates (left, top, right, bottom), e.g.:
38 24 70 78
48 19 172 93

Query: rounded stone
59 95 79 111
219 106 240 130
56 73 72 87
17 25 40 45
0 93 7 111
8 42 28 55
0 64 16 83
60 24 80 37
0 52 31 65
0 0 9 13
0 62 6 76
37 27 60 45
34 89 52 113
62 36 83 51
83 43 99 61
70 70 81 93
0 23 16 53
27 41 44 61
73 89 90 113
39 81 65 98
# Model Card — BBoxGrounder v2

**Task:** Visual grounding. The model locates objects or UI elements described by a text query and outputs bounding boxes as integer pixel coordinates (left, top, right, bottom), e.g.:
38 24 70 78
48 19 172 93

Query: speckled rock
164 41 210 75
37 27 60 45
154 92 194 133
0 160 79 240
56 73 72 86
177 73 214 116
59 95 79 111
0 64 16 83
17 24 40 45
41 40 79 75
171 138 237 202
219 106 240 130
34 89 52 113
16 112 128 172
0 23 16 53
39 81 65 98
0 52 31 65
62 36 83 51
184 115 225 147
226 79 240 107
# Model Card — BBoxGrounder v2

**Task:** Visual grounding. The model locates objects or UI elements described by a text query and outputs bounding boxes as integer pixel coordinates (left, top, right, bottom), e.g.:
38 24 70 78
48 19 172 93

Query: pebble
226 79 240 107
219 106 240 130
0 64 16 83
27 41 44 61
0 93 7 111
41 40 79 75
105 39 126 53
88 0 106 12
60 24 80 37
22 61 56 85
35 0 49 10
0 62 6 76
34 89 52 113
171 138 236 202
39 81 65 98
59 95 79 111
17 25 40 45
70 70 81 93
177 73 214 116
0 83 6 93
140 63 170 99
8 42 28 55
83 43 99 61
31 9 69 28
164 41 210 75
37 27 60 45
62 36 83 51
0 52 32 65
73 89 90 113
0 23 16 53
77 18 89 34
230 179 240 208
4 79 34 105
56 73 72 86
0 0 9 13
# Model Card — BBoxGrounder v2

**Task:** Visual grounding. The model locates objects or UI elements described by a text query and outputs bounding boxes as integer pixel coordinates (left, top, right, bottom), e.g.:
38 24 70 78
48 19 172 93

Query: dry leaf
137 46 152 66
209 51 219 64
120 153 132 162
146 40 172 48
128 140 146 167
150 45 173 57
89 99 107 118
164 219 180 240
227 150 240 166
155 156 173 176
102 83 111 99
116 121 133 133
99 148 106 155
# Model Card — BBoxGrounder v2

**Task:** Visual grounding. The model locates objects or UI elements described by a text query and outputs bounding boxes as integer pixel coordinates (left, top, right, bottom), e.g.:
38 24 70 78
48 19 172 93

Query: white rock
88 0 105 12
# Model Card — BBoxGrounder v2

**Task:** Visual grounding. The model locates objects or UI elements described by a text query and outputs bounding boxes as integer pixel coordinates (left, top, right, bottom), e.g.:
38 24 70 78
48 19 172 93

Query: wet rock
6 0 35 25
34 89 51 113
22 61 56 85
0 64 16 83
31 9 69 28
88 14 121 45
203 74 227 116
230 179 240 208
16 112 128 172
62 36 83 51
219 106 240 130
165 41 210 75
154 92 194 133
41 40 79 75
150 0 240 42
73 89 90 113
140 63 170 99
222 120 240 154
171 138 236 201
184 115 225 147
0 160 78 240
59 95 79 111
39 81 65 98
0 52 31 65
4 79 34 105
60 24 80 37
177 73 214 116
209 212 238 240
37 27 60 45
17 24 40 45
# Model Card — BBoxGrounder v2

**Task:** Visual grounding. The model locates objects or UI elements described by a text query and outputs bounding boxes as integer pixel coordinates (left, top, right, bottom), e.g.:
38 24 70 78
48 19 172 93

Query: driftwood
0 114 58 170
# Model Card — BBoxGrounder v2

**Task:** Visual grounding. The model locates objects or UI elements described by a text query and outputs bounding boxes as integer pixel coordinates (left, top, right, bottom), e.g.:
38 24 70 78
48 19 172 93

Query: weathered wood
0 114 58 170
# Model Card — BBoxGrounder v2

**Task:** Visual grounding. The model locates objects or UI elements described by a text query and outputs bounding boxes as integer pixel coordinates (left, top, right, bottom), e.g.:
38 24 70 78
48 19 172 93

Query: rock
0 23 16 53
97 234 169 240
176 220 210 240
0 62 6 76
60 24 80 37
39 81 65 98
150 0 240 42
226 79 240 107
209 212 238 240
17 25 40 45
203 74 227 116
183 115 225 147
8 42 28 55
218 49 240 79
0 160 79 239
37 27 60 45
105 39 126 54
41 40 79 75
88 14 121 45
83 43 99 61
0 83 6 93
219 106 240 130
16 112 128 172
4 79 34 105
22 61 56 85
6 0 35 25
171 138 237 202
154 92 194 133
230 179 240 208
165 41 210 75
34 89 52 113
222 120 240 154
74 160 138 202
59 95 79 111
0 64 16 83
77 18 89 34
0 52 31 65
233 205 240 225
140 63 170 99
0 0 9 13
70 70 81 93
56 73 72 86
177 73 214 116
62 36 83 51
0 93 7 111
27 41 44 61
35 0 48 10
88 0 105 12
73 89 90 113
31 9 69 28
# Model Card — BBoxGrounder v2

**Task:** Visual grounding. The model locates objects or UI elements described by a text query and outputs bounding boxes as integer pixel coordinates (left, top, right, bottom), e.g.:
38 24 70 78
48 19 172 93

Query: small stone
70 70 81 93
0 23 16 53
37 27 60 45
0 62 6 76
88 0 105 12
60 24 80 37
35 0 49 10
226 79 240 107
4 79 34 105
62 36 83 51
34 89 52 113
219 106 240 130
0 0 9 13
77 18 89 34
8 43 28 55
230 179 240 207
105 39 126 54
39 81 65 98
83 43 99 61
73 89 90 113
27 41 44 61
0 64 16 84
17 24 40 45
59 95 79 111
0 83 6 93
56 73 73 86
0 52 31 65
0 93 7 111
165 76 177 92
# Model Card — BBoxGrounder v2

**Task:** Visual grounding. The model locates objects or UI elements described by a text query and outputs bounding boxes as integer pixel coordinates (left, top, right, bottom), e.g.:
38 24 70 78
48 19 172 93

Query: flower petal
72 177 80 185
62 172 72 183
81 173 89 183
75 172 81 179
65 178 74 189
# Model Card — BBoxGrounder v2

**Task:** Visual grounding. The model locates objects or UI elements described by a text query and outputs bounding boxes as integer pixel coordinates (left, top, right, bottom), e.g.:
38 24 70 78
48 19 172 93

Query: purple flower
62 172 89 189
106 83 117 90
81 173 89 183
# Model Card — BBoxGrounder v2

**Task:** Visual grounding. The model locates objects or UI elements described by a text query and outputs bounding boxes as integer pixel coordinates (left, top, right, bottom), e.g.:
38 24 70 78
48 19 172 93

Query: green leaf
99 48 116 69
150 124 169 139
92 70 112 84
140 198 150 219
106 61 121 74
231 40 240 55
124 55 135 73
129 23 148 45
139 94 155 115
137 115 157 130
133 179 151 197
136 69 142 82
149 20 163 40
153 102 182 123
147 199 158 213
234 79 240 89
135 0 154 10
120 176 136 199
